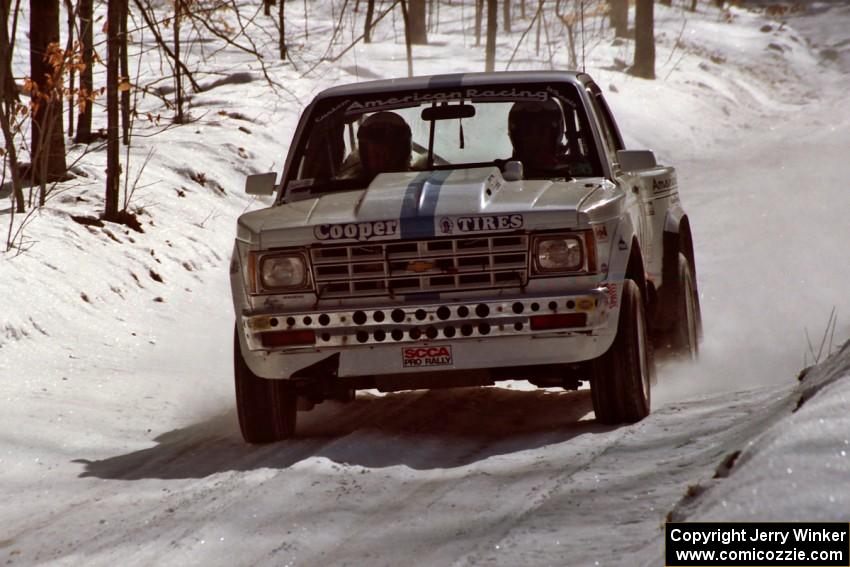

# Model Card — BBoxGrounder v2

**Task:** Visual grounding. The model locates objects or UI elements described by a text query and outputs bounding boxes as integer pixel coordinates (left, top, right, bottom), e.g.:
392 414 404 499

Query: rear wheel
668 253 700 359
234 328 297 443
591 279 653 424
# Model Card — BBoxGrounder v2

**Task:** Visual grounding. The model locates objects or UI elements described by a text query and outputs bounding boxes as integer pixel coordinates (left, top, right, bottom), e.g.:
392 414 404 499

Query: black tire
591 279 653 424
692 258 703 340
668 253 700 359
234 328 297 443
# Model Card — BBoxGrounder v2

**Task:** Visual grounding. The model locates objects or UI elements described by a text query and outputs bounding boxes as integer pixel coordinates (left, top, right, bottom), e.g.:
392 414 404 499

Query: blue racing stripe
399 170 452 239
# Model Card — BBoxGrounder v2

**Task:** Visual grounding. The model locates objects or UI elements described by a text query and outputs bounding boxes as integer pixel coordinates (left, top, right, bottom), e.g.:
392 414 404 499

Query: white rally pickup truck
230 71 701 443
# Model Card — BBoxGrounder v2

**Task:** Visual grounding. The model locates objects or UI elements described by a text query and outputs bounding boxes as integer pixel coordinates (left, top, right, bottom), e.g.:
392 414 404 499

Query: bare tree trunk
30 0 67 184
119 0 129 144
399 0 413 76
0 105 23 213
609 0 627 38
105 0 120 220
631 0 655 79
535 0 542 53
520 0 524 19
502 0 510 33
485 0 496 71
474 0 482 46
173 0 184 123
564 17 576 68
75 0 93 142
691 0 698 11
0 0 24 213
278 0 286 59
408 0 426 44
63 0 74 138
303 0 308 40
0 0 17 109
364 0 375 42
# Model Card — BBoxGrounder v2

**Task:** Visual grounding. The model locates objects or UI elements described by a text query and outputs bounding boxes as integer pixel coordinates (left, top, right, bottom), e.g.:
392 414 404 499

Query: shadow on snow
75 386 617 480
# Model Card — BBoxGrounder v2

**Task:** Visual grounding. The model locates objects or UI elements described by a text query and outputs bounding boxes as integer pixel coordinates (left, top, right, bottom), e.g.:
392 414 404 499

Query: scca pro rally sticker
314 220 399 241
402 346 453 368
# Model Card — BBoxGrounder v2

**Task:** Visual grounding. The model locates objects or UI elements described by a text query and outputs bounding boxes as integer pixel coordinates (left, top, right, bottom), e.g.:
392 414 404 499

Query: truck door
585 84 647 250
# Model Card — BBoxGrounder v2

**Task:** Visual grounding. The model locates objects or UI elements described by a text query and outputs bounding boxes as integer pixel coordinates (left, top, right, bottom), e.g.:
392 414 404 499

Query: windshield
285 83 602 199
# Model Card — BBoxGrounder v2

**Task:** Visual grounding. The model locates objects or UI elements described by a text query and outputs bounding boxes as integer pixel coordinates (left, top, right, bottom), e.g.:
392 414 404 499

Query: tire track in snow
456 385 796 567
305 392 629 566
445 419 652 567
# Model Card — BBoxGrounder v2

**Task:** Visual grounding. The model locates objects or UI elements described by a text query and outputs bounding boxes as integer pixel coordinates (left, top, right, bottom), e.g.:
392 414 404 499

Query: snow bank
671 340 850 521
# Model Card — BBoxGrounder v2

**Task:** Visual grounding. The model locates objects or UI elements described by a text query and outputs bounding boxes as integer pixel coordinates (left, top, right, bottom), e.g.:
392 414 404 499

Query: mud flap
291 353 342 407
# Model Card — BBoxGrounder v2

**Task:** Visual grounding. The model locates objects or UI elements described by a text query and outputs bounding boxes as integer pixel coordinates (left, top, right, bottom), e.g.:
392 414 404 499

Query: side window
297 123 346 180
560 98 603 177
589 87 624 161
596 94 624 151
587 93 619 163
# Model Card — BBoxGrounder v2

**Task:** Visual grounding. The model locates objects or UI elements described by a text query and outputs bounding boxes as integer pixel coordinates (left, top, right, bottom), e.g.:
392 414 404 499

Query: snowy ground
2 1 850 565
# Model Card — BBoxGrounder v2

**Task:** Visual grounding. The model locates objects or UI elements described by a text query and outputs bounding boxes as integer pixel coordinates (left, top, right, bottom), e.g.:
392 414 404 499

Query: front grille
310 235 529 298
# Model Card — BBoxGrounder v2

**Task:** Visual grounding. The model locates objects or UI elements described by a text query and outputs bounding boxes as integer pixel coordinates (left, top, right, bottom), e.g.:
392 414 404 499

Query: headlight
532 233 594 274
253 252 310 292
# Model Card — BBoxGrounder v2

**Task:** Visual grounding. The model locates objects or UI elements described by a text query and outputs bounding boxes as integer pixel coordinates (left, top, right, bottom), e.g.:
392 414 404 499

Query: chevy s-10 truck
230 71 701 442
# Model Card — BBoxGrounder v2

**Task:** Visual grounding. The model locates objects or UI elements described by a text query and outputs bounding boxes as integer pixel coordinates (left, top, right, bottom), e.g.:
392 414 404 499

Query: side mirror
617 150 657 172
245 172 277 195
502 160 523 181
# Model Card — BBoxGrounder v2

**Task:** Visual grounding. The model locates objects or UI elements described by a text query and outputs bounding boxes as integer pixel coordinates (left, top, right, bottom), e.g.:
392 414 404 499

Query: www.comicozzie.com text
669 526 848 546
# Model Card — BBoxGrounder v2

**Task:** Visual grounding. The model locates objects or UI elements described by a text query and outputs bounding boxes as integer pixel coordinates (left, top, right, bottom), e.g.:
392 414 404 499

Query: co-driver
341 111 413 181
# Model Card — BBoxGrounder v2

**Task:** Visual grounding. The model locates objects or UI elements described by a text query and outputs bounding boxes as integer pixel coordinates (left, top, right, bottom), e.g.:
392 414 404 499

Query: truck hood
237 167 622 247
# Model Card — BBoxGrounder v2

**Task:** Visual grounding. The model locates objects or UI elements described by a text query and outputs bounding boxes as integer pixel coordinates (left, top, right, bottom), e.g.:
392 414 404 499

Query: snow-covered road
10 385 793 566
2 2 850 565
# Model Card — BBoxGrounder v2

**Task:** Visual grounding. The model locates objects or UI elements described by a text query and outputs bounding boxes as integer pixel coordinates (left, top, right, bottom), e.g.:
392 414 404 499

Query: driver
346 111 413 180
507 99 571 178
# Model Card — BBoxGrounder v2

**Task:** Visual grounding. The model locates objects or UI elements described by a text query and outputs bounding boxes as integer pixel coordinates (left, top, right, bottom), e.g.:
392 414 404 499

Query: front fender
596 214 639 325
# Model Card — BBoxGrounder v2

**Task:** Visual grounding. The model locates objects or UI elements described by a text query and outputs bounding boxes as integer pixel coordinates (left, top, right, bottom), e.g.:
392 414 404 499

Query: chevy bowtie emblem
406 260 435 273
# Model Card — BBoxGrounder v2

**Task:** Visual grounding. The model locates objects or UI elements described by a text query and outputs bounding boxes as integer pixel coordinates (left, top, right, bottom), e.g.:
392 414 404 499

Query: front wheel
591 279 654 424
234 328 297 443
